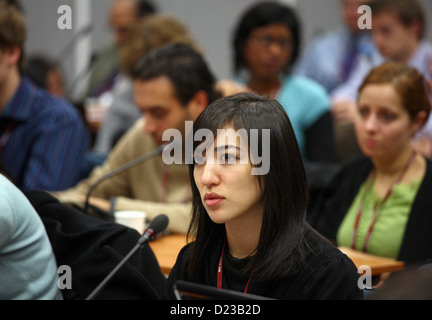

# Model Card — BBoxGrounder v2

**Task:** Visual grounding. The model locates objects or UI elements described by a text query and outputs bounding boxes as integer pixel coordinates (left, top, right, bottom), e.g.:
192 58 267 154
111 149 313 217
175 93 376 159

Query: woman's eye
380 112 396 122
219 153 237 164
150 109 168 120
358 108 369 118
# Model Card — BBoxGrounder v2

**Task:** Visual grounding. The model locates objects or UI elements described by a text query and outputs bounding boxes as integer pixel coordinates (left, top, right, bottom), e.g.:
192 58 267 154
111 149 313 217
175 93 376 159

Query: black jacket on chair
24 190 167 300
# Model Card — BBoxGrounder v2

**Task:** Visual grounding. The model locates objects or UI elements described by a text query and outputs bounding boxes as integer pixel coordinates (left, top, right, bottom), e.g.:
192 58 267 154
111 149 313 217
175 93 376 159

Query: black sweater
167 228 363 300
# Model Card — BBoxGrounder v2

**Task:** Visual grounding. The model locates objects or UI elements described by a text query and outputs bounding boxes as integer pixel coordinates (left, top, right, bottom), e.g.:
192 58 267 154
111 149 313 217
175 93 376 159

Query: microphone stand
85 214 169 300
85 241 142 300
83 143 167 214
56 25 92 63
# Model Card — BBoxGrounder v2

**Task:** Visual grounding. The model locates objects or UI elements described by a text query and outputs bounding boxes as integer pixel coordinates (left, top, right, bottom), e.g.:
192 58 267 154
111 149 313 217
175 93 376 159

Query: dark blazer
309 155 432 266
24 190 167 300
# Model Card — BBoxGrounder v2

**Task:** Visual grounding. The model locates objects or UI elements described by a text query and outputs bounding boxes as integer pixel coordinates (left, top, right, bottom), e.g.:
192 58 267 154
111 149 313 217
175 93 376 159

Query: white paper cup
114 210 147 234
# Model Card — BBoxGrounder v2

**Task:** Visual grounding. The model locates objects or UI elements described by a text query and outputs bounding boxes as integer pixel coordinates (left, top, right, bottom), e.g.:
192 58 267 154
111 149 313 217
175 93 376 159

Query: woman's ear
411 110 428 135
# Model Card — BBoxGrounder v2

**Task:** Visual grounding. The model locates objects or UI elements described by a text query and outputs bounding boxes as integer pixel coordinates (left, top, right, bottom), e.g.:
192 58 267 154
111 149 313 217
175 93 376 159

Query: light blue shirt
331 41 432 101
277 75 331 158
0 175 63 300
295 28 376 93
92 76 142 156
236 74 331 159
331 40 432 139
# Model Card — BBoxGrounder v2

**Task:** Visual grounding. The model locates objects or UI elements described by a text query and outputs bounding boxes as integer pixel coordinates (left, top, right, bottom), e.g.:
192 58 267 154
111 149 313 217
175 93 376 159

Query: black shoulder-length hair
187 92 310 282
232 1 301 75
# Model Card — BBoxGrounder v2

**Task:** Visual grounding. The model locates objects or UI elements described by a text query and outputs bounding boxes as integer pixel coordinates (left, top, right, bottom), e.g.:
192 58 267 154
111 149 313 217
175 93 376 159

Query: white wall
21 0 432 98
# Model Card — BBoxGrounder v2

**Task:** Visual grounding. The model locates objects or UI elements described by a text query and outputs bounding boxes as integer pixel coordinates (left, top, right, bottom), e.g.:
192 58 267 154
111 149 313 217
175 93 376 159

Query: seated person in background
295 0 375 94
231 1 336 163
55 44 224 234
77 0 156 103
295 0 375 162
167 92 362 300
331 0 432 160
310 62 432 284
91 14 200 158
0 174 63 300
0 4 90 191
24 54 65 97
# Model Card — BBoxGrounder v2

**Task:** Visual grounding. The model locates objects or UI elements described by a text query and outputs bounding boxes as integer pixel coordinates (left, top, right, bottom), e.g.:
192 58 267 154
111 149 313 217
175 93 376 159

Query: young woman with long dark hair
167 92 361 299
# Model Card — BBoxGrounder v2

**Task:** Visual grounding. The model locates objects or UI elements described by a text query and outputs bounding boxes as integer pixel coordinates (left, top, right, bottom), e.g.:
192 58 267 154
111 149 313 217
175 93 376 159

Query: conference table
149 233 405 276
338 246 405 276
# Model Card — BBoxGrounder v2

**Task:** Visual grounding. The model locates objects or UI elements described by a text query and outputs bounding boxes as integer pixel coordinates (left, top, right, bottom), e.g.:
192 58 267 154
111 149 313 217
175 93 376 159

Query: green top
337 176 423 259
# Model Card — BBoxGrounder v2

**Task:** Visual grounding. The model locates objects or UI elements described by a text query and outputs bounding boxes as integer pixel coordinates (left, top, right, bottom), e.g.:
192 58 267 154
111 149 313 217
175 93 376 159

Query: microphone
137 213 169 245
83 143 167 214
85 214 169 300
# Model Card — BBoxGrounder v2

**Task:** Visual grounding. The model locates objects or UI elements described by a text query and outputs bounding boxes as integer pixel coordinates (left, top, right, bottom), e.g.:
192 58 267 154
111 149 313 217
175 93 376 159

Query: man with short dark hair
56 44 224 234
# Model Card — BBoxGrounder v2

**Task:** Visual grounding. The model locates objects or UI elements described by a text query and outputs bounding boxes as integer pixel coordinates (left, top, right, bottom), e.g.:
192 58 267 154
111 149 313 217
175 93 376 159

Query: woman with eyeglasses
232 1 336 163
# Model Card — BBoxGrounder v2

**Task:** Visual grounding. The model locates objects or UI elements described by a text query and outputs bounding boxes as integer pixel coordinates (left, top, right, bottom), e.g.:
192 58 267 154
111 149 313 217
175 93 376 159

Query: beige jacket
56 117 192 234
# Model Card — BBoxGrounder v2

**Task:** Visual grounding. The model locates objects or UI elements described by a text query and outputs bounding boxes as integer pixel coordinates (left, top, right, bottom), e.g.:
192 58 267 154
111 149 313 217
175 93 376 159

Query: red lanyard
351 151 417 252
161 163 169 203
217 237 253 294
